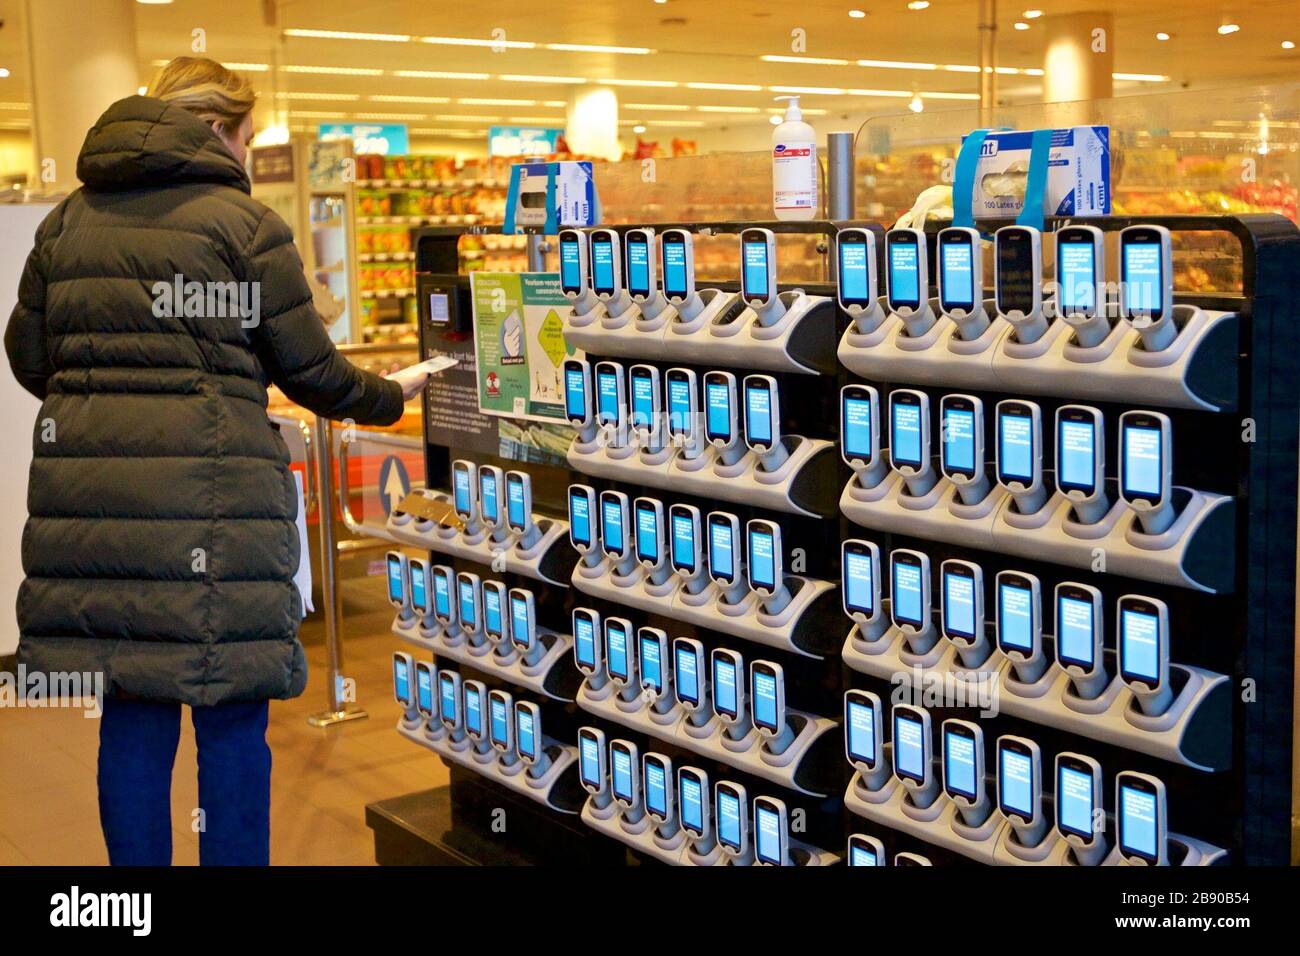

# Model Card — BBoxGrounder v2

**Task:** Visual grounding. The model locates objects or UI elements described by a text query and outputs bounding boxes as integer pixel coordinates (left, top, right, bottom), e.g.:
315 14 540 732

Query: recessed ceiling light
849 8 867 17
137 86 147 95
761 54 851 65
1283 40 1296 49
858 59 939 70
907 1 930 9
909 93 924 113
370 95 453 104
1218 23 1240 35
275 91 362 101
419 35 536 49
498 74 587 84
0 69 9 79
353 112 428 121
393 70 489 80
687 82 764 91
546 43 653 54
769 85 848 95
283 29 411 42
458 98 537 106
1022 9 1043 18
283 65 382 76
769 115 782 125
1156 32 1171 41
596 78 679 87
1014 21 1030 31
633 124 647 133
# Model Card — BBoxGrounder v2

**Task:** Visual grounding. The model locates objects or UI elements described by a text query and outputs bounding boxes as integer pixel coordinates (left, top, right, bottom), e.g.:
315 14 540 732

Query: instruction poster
470 272 580 422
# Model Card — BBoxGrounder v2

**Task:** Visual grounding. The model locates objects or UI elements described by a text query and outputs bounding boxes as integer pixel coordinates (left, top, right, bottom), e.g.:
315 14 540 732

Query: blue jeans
97 696 271 866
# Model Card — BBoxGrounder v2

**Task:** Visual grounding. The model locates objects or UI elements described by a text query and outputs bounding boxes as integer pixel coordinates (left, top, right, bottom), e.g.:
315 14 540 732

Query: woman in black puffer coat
5 58 433 866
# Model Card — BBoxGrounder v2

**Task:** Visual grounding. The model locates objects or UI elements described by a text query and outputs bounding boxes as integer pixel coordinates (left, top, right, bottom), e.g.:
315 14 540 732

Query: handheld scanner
742 374 782 455
438 669 463 732
891 703 933 792
995 399 1044 502
996 735 1043 832
996 570 1042 664
938 226 988 337
844 688 884 777
451 458 479 524
1119 410 1174 529
514 700 542 766
842 538 882 627
753 795 789 866
1120 224 1176 350
677 766 712 841
664 367 701 455
1055 224 1108 346
637 626 671 703
1116 770 1168 865
477 465 505 532
885 227 930 332
588 228 623 302
1056 405 1107 520
633 496 667 574
455 572 483 637
707 511 742 589
895 852 932 866
749 659 787 739
1118 594 1171 702
672 637 706 715
482 579 507 644
594 360 628 437
624 227 661 309
643 752 676 826
940 393 985 487
669 503 703 581
940 558 985 649
703 370 739 452
836 227 879 323
715 780 750 857
431 564 457 627
563 358 594 431
567 483 597 555
659 228 696 307
628 363 663 446
1055 751 1104 853
711 647 745 725
603 615 637 688
841 384 881 471
888 388 932 481
572 607 603 679
392 651 414 709
508 587 537 655
745 518 784 597
599 490 632 564
847 833 886 866
414 660 436 720
505 470 533 535
461 684 494 752
1055 581 1105 681
577 726 608 797
740 227 782 322
385 550 410 611
994 225 1044 334
488 688 515 755
889 548 932 635
558 228 590 301
610 738 642 811
408 557 432 618
941 718 985 808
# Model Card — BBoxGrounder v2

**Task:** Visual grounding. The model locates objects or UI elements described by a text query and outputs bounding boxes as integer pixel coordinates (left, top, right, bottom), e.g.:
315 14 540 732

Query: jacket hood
77 95 250 193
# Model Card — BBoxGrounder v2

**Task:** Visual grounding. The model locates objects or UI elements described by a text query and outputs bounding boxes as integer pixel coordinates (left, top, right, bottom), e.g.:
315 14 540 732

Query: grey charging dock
391 613 577 702
576 678 839 795
396 712 579 814
842 611 1231 771
572 555 840 657
568 433 839 519
842 472 1235 594
580 793 840 866
838 297 1237 412
387 490 574 587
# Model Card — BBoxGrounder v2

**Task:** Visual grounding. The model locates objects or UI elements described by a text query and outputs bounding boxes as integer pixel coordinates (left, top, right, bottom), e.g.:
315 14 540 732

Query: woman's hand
384 364 433 401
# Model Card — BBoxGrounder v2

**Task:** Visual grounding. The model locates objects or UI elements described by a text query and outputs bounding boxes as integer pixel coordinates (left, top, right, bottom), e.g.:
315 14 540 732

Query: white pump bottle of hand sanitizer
771 95 817 221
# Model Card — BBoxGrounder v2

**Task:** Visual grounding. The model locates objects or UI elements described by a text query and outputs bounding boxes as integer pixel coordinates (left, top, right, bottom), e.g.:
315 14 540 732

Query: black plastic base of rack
366 770 626 866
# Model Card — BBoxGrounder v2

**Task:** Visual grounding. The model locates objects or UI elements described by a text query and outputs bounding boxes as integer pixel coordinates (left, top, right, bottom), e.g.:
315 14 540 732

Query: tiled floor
0 584 444 866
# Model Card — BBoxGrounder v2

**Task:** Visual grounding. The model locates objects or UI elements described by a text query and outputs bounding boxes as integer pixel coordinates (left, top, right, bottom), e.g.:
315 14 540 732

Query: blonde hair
146 57 256 134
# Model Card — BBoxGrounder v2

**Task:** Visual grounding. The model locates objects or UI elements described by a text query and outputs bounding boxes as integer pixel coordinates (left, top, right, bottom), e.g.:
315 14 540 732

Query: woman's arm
4 209 60 400
245 208 405 425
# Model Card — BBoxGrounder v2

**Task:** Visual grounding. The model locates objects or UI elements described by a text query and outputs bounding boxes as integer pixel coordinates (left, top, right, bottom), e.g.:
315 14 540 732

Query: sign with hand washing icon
470 272 582 423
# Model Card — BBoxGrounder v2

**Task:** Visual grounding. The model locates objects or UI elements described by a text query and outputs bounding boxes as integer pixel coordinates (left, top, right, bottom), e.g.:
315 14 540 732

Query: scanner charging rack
573 556 839 658
396 711 579 814
842 472 1235 594
839 297 1237 412
391 613 576 702
387 489 574 587
844 760 1225 866
565 288 838 375
576 678 837 796
843 608 1230 771
581 797 840 866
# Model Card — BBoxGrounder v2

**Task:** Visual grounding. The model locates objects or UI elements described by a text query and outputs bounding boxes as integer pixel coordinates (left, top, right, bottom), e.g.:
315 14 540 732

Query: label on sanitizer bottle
772 141 818 210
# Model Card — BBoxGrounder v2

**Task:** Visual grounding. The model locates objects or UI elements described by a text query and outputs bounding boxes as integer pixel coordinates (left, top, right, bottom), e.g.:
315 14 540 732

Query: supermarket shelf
361 288 415 299
357 178 506 190
358 252 415 263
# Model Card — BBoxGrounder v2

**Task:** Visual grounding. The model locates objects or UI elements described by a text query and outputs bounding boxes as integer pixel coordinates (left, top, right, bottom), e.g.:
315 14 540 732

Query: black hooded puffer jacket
4 96 404 705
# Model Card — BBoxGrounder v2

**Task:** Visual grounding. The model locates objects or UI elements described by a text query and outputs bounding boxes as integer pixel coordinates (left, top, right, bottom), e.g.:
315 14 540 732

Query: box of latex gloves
965 126 1110 219
504 160 599 232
